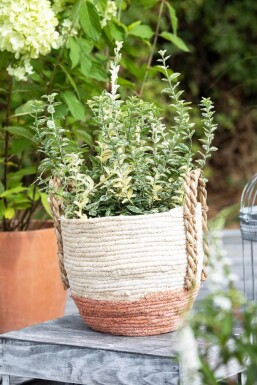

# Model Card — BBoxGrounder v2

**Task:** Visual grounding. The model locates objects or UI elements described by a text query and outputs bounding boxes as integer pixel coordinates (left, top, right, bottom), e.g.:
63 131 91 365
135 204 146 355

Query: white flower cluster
208 231 238 292
0 0 60 81
58 19 78 47
178 324 202 385
101 0 117 28
109 41 123 99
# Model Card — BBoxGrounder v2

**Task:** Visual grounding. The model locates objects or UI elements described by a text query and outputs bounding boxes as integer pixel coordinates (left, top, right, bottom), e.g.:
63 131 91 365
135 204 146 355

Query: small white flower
227 273 238 283
7 65 24 80
101 0 117 28
158 49 167 56
61 19 78 38
213 295 232 311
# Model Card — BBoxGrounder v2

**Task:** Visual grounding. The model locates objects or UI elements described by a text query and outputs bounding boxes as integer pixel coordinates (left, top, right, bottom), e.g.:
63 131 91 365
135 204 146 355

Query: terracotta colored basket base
72 287 199 336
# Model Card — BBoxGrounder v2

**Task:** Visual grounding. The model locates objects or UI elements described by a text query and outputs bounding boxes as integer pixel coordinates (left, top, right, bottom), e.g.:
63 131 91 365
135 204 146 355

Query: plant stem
47 0 83 93
117 0 122 21
3 77 12 231
139 0 165 97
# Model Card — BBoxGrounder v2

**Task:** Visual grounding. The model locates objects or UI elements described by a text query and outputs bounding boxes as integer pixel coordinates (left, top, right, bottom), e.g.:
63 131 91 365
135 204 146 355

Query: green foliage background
169 0 257 214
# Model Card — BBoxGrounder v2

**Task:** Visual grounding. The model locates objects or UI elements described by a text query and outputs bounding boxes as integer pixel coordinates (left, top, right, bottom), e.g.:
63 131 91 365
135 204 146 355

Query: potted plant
0 69 68 333
0 0 68 333
33 43 217 336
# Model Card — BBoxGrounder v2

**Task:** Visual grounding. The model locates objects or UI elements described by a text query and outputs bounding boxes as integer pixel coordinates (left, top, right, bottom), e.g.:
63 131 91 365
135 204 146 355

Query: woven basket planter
50 169 209 336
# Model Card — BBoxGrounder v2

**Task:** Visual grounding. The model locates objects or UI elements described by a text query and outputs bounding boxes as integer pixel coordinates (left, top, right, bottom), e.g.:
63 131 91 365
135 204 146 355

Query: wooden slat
0 340 179 385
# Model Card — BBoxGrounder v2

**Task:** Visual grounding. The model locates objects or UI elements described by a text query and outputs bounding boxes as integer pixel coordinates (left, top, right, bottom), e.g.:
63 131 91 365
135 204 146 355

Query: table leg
1 375 10 385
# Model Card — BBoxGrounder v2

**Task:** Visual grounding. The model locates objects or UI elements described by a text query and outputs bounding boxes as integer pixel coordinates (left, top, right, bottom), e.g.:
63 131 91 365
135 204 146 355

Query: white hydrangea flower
0 0 60 81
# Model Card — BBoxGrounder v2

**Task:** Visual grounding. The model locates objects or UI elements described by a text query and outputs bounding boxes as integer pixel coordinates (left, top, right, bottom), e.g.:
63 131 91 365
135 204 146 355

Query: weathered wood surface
0 340 179 385
0 315 243 385
1 314 179 357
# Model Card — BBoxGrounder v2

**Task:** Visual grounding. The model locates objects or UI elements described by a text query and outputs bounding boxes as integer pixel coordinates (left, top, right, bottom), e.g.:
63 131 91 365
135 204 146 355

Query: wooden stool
0 314 243 385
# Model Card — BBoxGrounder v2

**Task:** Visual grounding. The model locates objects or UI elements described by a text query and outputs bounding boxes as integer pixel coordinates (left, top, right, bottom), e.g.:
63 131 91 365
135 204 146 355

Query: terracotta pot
0 226 67 333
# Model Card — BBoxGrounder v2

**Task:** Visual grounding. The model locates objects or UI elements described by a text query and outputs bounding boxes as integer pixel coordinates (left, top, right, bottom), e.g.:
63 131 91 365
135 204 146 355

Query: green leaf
8 167 37 182
4 207 15 219
118 77 135 89
40 192 52 217
79 1 101 42
95 0 107 13
0 181 4 194
62 91 86 122
104 20 126 41
77 38 93 54
68 37 80 69
128 20 141 31
80 52 92 77
150 65 173 78
127 205 143 214
28 186 40 201
0 200 5 219
59 64 80 99
160 32 189 52
11 137 33 154
88 61 107 81
129 24 154 39
0 186 27 198
167 4 178 35
3 126 34 141
13 100 43 117
75 129 92 145
13 203 31 210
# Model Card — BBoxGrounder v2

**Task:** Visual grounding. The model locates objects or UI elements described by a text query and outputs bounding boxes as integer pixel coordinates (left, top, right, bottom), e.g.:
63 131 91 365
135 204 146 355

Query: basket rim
60 203 203 224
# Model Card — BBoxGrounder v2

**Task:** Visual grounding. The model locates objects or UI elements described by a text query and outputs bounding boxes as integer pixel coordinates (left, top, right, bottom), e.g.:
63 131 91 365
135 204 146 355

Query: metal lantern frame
240 173 257 301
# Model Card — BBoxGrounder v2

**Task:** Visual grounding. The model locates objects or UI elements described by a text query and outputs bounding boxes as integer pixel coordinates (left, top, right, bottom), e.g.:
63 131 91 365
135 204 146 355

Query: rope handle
184 169 209 290
49 178 69 290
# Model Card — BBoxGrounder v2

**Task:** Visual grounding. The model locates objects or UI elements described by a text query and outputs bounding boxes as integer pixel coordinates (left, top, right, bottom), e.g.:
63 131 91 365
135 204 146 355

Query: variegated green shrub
34 43 217 219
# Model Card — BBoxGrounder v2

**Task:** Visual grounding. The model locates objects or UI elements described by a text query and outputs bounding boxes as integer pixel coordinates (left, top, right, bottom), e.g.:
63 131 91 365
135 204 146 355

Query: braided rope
49 178 69 290
198 177 209 281
184 170 200 290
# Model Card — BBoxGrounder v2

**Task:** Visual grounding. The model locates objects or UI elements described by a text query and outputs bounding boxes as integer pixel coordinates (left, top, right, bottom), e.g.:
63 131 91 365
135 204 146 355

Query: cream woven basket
50 169 209 336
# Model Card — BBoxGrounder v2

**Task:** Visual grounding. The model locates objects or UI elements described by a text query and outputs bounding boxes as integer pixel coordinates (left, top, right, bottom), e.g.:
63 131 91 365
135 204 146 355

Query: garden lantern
240 173 257 301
